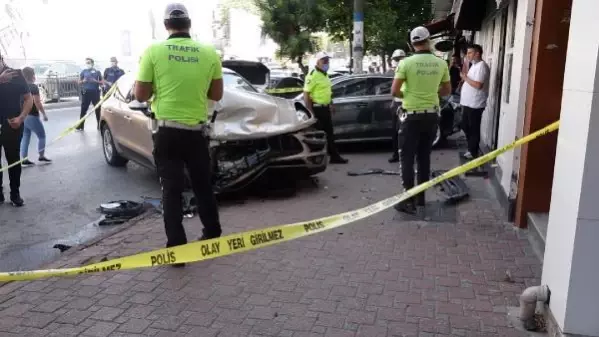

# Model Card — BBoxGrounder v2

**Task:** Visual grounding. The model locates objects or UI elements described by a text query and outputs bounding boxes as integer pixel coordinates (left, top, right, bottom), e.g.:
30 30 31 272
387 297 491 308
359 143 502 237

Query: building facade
449 0 599 335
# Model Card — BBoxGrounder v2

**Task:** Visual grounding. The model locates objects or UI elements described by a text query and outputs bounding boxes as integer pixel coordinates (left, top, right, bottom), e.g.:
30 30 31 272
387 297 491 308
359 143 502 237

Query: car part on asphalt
53 244 72 253
97 200 145 226
347 168 401 176
431 170 470 204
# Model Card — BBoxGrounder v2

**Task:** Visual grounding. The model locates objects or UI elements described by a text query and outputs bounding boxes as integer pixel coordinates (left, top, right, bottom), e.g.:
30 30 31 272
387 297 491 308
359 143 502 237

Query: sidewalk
0 148 541 337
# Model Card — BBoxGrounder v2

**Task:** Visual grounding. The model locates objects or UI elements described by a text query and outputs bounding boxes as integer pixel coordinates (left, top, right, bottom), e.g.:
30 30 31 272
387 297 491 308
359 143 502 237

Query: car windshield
223 72 259 93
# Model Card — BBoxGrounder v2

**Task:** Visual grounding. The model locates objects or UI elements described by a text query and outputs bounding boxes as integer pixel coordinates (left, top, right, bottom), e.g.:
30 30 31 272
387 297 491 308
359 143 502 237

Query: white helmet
391 49 406 59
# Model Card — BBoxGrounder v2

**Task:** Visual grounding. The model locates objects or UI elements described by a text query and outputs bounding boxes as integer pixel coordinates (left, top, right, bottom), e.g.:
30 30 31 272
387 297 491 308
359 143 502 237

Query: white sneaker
463 151 473 160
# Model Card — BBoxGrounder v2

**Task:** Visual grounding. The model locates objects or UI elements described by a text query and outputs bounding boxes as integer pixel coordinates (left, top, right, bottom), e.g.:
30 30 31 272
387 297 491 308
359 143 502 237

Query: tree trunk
381 54 387 73
349 37 353 74
297 56 308 75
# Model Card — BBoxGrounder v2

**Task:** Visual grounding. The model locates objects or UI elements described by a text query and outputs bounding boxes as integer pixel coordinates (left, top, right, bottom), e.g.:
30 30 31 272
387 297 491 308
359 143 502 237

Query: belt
157 120 206 131
313 103 331 107
402 107 439 115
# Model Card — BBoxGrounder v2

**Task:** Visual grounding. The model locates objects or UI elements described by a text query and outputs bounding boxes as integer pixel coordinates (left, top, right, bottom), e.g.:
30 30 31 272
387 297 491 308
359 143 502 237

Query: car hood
208 88 315 141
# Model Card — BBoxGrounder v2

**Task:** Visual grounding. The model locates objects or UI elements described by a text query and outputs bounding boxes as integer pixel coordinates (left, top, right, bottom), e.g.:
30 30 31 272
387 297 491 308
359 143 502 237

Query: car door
367 77 395 140
331 77 372 141
102 79 129 147
121 85 154 167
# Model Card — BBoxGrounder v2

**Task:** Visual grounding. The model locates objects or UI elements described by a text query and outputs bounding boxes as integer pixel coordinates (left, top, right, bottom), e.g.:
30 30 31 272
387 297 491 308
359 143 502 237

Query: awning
424 13 456 37
453 0 487 31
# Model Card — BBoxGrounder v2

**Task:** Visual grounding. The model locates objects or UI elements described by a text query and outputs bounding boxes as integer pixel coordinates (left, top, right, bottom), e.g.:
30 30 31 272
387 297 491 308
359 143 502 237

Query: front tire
102 124 128 167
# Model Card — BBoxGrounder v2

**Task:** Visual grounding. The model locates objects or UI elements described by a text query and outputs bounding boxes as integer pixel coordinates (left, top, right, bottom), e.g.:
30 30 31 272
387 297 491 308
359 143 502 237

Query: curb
0 211 160 289
45 100 80 111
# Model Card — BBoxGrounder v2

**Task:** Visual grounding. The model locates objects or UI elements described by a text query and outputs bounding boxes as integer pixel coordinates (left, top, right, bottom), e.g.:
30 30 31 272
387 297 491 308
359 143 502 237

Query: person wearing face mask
388 49 406 163
77 58 103 131
103 57 125 95
303 52 348 164
0 51 33 207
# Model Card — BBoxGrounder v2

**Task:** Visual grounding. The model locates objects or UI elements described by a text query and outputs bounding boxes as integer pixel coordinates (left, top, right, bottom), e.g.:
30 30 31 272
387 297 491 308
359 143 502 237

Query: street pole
352 0 364 74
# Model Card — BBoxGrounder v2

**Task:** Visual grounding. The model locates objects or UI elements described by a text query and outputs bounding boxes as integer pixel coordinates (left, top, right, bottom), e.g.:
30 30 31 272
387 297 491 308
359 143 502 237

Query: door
367 77 394 140
121 85 154 166
331 77 372 141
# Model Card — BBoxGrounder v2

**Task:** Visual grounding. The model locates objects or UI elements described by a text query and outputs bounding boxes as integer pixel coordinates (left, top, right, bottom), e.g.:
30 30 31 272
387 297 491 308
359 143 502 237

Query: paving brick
20 312 57 329
81 321 119 337
55 310 93 325
117 318 152 334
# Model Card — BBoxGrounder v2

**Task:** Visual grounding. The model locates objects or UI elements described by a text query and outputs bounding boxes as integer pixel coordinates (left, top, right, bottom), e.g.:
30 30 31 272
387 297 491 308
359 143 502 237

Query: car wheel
102 124 128 167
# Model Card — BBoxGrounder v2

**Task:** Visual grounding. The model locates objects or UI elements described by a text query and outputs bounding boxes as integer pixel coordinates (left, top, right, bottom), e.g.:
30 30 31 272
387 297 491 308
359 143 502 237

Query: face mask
111 62 117 67
321 64 329 72
86 64 93 69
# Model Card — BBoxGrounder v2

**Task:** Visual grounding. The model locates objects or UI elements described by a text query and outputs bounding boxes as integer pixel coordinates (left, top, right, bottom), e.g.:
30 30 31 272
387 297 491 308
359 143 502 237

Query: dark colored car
295 73 462 147
266 76 305 99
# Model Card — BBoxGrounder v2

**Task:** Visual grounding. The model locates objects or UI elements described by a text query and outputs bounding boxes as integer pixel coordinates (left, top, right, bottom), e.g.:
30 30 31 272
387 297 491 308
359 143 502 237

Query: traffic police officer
303 52 348 164
103 56 125 95
135 3 223 267
391 27 451 214
388 49 406 163
77 58 103 131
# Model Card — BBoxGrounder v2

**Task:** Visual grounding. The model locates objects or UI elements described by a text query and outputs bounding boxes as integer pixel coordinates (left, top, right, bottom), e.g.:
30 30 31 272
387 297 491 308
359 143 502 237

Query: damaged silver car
99 69 327 193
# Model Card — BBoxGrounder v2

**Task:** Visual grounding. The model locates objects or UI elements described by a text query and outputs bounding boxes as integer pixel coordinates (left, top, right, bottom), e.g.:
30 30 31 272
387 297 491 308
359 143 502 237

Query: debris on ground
98 200 145 226
53 244 72 253
431 170 470 204
347 168 401 176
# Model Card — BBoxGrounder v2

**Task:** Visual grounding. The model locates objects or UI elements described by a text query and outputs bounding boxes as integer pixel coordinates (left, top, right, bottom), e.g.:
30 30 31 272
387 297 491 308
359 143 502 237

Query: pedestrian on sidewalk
77 58 103 131
391 26 452 214
0 52 33 207
20 67 51 167
388 49 406 163
460 44 490 159
135 2 223 268
303 51 349 164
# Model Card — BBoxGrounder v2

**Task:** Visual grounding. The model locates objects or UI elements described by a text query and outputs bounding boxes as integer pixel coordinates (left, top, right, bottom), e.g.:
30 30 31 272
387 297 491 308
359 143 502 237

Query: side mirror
128 100 148 111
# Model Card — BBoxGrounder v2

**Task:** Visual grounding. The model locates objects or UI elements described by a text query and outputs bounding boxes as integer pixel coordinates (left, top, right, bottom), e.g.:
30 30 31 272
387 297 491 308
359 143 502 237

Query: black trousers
153 126 222 248
312 106 342 159
0 123 23 195
391 101 402 157
461 106 484 157
78 90 101 130
398 113 439 206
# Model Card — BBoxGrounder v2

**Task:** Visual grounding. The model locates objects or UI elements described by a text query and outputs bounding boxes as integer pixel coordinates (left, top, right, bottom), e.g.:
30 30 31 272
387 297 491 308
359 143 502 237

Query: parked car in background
29 61 81 102
100 69 327 194
266 75 305 99
294 74 462 147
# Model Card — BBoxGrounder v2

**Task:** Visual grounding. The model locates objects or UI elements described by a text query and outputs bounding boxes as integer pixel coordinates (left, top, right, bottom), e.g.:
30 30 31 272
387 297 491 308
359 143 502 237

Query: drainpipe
519 285 550 331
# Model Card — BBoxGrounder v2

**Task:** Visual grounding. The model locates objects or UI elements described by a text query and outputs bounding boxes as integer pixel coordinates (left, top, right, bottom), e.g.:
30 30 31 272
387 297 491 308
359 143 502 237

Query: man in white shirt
459 44 490 159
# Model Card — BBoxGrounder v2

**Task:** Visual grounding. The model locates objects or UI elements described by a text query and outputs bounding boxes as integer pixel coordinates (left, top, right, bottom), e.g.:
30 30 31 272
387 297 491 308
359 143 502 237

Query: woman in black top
20 67 51 166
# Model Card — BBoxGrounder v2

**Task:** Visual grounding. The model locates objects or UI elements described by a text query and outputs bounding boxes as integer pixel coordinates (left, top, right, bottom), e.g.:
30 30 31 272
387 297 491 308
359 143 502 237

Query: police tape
0 85 118 174
0 120 560 281
264 87 304 94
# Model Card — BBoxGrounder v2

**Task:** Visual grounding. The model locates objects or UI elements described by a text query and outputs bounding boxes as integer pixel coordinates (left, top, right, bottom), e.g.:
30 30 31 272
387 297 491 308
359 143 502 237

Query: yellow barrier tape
0 120 560 281
264 87 304 94
0 85 118 173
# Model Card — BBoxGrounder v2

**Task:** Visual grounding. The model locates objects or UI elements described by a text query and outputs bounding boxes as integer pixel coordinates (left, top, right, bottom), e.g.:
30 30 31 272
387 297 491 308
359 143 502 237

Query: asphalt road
0 105 161 272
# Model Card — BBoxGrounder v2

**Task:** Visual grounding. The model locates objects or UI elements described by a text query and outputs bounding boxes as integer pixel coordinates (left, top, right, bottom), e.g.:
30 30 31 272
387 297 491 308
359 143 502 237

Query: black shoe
330 157 349 164
199 233 221 241
394 201 416 215
38 156 52 163
0 193 4 204
22 159 35 167
10 193 24 207
388 155 399 163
